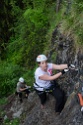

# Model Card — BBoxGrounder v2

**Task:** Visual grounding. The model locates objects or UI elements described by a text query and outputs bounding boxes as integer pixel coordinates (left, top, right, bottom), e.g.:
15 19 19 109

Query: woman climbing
34 54 74 113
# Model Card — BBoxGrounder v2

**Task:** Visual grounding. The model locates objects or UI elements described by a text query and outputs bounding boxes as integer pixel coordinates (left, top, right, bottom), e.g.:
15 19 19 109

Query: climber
34 54 75 113
16 77 31 102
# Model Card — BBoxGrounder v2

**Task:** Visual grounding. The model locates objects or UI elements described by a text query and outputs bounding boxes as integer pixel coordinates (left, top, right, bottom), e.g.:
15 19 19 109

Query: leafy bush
0 97 8 105
23 69 35 86
7 1 50 68
0 61 24 97
3 118 20 125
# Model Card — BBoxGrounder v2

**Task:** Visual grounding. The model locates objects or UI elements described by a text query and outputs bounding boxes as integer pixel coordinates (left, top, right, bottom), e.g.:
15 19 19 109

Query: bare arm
39 72 62 81
52 64 68 70
20 84 28 91
20 88 27 91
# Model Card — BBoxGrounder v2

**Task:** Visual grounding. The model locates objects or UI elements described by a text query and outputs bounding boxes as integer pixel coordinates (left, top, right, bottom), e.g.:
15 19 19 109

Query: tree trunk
56 0 62 12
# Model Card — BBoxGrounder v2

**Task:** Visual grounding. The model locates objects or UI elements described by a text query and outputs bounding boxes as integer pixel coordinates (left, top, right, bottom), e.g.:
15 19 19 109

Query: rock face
2 92 57 125
1 26 83 125
51 92 83 125
22 92 83 125
2 89 83 125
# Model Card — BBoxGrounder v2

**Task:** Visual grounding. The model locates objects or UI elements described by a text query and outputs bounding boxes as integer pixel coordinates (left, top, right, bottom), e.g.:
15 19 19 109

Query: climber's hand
68 64 75 69
61 69 69 74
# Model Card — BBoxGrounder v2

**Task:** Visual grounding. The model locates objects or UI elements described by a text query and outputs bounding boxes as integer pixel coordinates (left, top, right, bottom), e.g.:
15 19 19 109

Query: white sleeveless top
34 63 53 91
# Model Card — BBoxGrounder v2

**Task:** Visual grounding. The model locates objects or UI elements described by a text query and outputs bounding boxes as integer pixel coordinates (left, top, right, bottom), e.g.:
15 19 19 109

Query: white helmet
19 77 24 83
36 54 47 62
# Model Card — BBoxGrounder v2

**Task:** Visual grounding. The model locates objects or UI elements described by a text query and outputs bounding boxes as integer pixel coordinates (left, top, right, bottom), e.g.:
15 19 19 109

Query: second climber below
16 77 31 102
34 54 71 113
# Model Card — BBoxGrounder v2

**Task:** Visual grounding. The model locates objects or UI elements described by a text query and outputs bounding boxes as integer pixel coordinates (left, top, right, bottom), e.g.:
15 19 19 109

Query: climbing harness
33 83 55 93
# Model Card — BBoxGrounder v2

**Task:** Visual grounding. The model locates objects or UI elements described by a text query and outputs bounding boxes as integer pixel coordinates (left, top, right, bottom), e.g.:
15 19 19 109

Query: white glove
61 68 69 74
64 69 69 72
81 107 83 112
68 64 75 69
25 85 31 89
28 86 31 88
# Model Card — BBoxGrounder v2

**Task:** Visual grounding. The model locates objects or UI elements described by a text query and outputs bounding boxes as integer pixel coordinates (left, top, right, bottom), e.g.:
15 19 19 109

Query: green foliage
7 0 51 68
0 97 8 105
0 61 24 97
23 69 34 86
24 8 48 29
73 0 83 13
59 1 83 45
3 118 20 125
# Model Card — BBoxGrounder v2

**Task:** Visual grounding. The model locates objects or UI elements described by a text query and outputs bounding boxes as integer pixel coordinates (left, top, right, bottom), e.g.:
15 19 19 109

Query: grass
3 118 20 125
0 97 8 105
